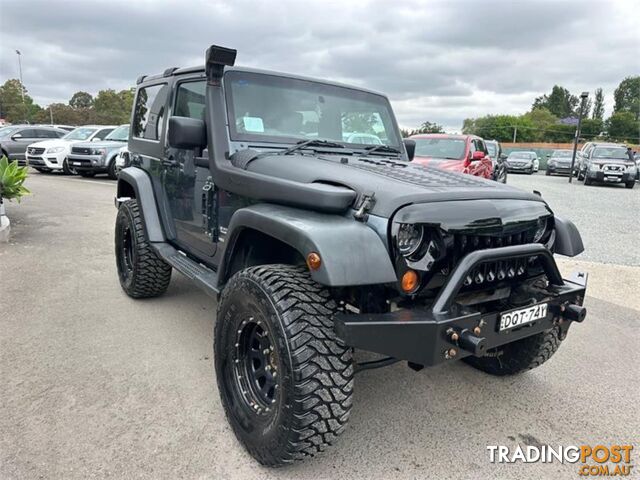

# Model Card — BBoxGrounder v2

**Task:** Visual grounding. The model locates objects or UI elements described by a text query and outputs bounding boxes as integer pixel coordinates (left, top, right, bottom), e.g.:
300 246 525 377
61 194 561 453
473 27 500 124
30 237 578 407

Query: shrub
0 156 30 202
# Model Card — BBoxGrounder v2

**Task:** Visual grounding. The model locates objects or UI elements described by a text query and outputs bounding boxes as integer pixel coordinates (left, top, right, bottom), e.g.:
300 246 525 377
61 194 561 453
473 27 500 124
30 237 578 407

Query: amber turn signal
401 270 419 293
306 252 322 270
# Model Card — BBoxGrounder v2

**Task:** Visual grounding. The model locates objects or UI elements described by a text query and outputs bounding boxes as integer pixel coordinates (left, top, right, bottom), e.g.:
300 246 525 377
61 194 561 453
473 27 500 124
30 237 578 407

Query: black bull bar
334 244 587 367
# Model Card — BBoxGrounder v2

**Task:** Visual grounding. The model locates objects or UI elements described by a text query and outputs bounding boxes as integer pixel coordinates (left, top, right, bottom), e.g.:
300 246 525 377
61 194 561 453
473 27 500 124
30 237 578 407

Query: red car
410 134 493 179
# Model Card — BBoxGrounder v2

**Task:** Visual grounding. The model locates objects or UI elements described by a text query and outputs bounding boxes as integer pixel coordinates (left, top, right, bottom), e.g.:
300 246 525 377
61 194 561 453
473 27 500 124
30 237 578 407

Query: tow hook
447 328 487 356
563 304 587 323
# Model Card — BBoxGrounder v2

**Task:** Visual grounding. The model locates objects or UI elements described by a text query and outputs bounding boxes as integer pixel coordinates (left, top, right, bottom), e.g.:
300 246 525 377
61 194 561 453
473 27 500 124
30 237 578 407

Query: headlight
589 163 599 172
627 165 637 173
47 146 64 153
92 148 106 156
397 223 423 257
533 217 548 243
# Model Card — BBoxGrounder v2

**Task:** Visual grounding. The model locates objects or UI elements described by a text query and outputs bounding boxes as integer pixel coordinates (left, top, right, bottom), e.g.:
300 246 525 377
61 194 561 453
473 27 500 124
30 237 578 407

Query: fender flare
116 167 165 242
219 203 398 287
553 216 584 257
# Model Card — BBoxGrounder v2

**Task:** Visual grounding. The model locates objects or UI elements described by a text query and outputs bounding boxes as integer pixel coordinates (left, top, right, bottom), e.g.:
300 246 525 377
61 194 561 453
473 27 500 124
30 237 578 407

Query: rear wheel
115 199 172 298
215 265 354 466
464 326 562 375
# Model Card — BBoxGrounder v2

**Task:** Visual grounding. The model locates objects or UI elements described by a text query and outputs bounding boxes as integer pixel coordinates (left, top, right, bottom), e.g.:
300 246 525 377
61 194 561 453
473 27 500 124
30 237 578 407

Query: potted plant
0 156 31 242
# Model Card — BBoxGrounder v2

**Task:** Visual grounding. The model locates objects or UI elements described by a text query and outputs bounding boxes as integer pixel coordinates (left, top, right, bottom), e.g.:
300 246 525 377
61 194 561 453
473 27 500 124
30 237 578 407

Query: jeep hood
243 153 546 217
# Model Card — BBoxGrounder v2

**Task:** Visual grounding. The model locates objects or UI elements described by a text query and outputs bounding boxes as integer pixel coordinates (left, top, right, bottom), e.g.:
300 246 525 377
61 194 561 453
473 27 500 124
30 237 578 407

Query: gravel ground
1 172 638 480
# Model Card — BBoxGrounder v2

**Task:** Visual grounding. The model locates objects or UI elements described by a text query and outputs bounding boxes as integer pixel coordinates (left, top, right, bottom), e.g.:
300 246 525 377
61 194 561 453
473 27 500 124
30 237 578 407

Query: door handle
161 156 179 168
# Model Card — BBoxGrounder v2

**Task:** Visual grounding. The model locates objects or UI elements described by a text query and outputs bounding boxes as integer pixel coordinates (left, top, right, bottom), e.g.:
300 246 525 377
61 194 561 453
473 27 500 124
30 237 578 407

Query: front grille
71 147 91 155
604 165 624 173
446 231 534 288
28 147 45 155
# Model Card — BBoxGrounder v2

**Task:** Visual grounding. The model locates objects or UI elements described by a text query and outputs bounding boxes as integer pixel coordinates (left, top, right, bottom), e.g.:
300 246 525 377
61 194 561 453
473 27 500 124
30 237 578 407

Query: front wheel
625 181 635 189
62 158 76 175
215 265 354 466
464 326 562 375
107 159 118 180
545 169 551 176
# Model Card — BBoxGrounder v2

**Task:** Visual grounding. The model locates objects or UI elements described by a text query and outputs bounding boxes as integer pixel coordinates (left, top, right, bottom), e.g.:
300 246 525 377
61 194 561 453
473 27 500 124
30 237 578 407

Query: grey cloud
0 0 636 131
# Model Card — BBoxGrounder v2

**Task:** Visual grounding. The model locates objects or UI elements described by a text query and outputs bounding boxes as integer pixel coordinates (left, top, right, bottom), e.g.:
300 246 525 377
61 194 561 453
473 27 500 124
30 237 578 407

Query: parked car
580 145 636 188
484 139 507 183
576 142 626 179
66 124 130 179
0 126 66 165
114 45 588 466
410 134 493 179
505 151 539 174
25 125 116 174
545 149 575 176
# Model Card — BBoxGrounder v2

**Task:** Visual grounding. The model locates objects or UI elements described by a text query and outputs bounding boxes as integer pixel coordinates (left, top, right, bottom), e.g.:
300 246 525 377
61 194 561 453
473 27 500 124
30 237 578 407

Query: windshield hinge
201 176 218 241
353 192 376 221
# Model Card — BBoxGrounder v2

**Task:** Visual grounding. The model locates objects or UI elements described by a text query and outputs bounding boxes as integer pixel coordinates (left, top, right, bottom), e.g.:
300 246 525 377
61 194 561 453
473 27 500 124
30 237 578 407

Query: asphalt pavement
1 171 638 479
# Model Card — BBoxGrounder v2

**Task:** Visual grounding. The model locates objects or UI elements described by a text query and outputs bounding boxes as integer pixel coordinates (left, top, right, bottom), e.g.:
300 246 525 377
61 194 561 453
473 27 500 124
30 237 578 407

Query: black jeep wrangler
115 45 588 466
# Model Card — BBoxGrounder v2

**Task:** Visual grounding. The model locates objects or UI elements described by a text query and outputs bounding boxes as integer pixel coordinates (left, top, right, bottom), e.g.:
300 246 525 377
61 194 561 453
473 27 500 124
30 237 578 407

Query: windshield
0 126 20 138
413 137 466 160
592 147 628 160
225 71 401 148
508 152 534 159
64 127 97 141
552 150 572 158
485 142 497 156
105 125 129 141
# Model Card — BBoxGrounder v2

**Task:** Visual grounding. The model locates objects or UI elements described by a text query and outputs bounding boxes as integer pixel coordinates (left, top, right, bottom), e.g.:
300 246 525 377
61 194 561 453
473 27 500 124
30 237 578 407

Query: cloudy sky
1 0 638 131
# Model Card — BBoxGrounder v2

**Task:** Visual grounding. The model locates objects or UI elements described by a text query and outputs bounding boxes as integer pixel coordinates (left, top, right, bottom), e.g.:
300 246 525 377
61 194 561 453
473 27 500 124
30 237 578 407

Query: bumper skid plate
334 244 587 367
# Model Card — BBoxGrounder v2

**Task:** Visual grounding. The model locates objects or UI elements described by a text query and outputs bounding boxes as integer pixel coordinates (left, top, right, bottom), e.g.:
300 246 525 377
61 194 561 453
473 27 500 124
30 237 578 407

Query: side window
37 129 57 138
174 80 206 120
468 139 477 156
133 83 169 141
94 128 114 140
17 129 37 139
475 139 488 154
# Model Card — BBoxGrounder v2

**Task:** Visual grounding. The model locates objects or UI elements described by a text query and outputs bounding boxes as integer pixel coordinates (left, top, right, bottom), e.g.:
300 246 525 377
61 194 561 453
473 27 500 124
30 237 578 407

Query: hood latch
353 192 376 221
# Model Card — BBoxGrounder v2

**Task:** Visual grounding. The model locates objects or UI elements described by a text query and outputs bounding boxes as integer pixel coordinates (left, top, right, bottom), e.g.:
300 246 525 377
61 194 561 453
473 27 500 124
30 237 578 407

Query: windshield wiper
280 139 345 155
363 144 401 156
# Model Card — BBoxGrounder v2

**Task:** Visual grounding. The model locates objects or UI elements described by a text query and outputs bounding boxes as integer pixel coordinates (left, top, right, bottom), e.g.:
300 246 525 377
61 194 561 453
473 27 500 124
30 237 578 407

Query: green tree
521 108 558 142
532 85 579 118
412 121 445 134
0 79 42 123
69 91 94 109
94 88 134 124
613 76 640 120
580 118 604 139
606 111 640 142
592 88 605 121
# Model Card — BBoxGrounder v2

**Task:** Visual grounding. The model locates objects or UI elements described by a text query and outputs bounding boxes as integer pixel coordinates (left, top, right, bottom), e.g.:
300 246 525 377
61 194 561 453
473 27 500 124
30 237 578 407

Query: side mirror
471 151 485 161
403 139 415 161
168 116 207 150
11 133 23 139
500 153 507 160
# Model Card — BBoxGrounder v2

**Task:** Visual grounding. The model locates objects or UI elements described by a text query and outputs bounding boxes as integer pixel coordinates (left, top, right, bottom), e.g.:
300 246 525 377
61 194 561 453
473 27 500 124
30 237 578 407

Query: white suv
25 125 116 174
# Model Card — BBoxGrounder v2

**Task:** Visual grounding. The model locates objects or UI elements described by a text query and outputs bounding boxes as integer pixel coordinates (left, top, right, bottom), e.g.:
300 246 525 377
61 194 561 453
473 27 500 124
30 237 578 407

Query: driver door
163 77 217 258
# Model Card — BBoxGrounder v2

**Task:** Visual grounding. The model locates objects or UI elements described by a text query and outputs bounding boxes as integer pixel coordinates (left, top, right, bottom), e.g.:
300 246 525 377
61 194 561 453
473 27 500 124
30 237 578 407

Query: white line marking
32 175 115 187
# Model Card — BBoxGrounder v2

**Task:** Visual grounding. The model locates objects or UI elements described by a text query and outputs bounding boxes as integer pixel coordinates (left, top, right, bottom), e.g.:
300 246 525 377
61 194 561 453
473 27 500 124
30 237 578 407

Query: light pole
15 50 27 123
569 91 589 184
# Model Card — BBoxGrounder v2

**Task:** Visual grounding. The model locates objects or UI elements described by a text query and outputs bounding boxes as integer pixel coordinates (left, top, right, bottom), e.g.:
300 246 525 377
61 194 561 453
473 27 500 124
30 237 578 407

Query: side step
153 243 219 297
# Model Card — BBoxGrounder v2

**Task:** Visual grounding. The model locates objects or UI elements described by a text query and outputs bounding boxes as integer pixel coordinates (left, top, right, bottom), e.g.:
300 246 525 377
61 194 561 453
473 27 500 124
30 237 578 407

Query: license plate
499 303 548 331
605 176 620 182
72 162 81 166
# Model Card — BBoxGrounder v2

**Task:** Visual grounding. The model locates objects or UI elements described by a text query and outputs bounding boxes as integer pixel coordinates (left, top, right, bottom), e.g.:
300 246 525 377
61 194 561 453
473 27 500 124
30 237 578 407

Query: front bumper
67 154 107 173
26 152 66 170
334 244 587 367
586 171 633 183
506 163 533 172
547 164 573 175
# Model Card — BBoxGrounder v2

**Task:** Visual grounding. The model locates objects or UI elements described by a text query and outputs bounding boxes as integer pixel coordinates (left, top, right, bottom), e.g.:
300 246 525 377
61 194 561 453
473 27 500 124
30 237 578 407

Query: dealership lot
1 172 638 479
